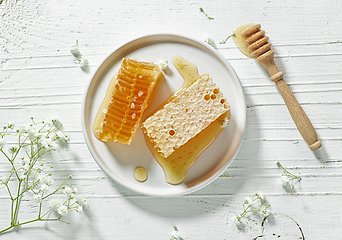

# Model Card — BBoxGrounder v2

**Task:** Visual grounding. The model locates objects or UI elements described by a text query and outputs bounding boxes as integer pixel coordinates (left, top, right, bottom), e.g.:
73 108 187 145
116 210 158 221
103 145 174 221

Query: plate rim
81 33 246 196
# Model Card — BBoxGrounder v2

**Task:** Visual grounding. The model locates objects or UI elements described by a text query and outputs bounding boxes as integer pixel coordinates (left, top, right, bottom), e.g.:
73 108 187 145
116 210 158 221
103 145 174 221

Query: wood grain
1 0 342 239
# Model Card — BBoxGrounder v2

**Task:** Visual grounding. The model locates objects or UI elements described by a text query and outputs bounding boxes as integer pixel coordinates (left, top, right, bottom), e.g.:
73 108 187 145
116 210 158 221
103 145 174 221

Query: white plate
81 34 246 196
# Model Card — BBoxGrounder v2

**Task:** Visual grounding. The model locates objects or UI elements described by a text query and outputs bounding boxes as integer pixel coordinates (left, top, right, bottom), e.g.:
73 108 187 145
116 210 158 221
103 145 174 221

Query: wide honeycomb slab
141 74 229 158
93 58 163 144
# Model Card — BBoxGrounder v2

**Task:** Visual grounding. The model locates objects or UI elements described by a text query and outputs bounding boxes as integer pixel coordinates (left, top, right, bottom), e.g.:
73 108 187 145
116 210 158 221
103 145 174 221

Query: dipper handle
241 25 321 150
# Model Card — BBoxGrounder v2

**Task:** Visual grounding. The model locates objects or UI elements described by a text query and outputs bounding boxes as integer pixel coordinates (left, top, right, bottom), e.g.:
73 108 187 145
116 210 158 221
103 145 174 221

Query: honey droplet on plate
133 167 148 182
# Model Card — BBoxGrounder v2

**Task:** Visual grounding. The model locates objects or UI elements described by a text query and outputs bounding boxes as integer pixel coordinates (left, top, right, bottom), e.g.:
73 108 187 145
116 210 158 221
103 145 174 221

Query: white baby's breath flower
0 118 86 233
7 121 14 129
50 142 59 151
71 41 88 69
76 205 83 213
276 161 301 189
170 226 181 240
22 158 30 166
232 192 271 230
19 124 28 133
244 197 252 204
27 126 40 140
232 215 245 230
37 174 47 182
57 205 68 216
70 40 80 56
205 37 216 48
0 139 6 149
280 175 290 187
64 135 70 142
44 176 54 186
55 131 63 138
75 196 86 206
78 56 88 68
22 163 30 172
72 187 78 194
39 137 59 151
39 137 52 149
49 200 61 211
159 59 169 71
55 131 69 142
261 205 271 215
256 191 265 201
63 186 73 197
40 184 49 193
43 118 53 126
220 117 229 128
33 194 42 203
9 146 18 155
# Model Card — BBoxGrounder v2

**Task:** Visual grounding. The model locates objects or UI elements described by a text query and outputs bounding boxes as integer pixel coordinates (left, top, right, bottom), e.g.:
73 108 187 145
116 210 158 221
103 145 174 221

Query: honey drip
133 167 148 182
142 55 230 185
233 23 255 58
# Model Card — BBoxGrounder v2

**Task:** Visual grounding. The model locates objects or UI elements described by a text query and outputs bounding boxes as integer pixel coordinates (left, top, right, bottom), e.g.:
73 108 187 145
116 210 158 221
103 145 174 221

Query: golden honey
133 167 148 182
142 55 230 184
93 58 163 144
233 23 255 58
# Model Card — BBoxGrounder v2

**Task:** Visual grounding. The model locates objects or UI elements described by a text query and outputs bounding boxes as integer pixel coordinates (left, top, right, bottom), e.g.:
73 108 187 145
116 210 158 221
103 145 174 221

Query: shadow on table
312 145 329 163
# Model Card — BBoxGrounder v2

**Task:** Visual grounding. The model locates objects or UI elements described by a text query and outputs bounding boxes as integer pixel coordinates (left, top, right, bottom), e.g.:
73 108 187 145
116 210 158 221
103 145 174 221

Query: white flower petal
63 186 73 197
76 196 86 206
57 205 68 216
40 184 49 193
0 139 6 149
33 194 42 203
159 59 169 71
76 205 83 212
49 200 61 211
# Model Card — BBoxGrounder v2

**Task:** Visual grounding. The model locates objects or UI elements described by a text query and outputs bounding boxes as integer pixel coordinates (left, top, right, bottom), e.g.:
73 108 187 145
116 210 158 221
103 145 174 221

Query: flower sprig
232 192 270 229
204 37 216 48
170 226 182 240
217 117 229 128
0 118 85 234
276 161 302 189
199 7 214 20
70 40 88 69
220 33 235 44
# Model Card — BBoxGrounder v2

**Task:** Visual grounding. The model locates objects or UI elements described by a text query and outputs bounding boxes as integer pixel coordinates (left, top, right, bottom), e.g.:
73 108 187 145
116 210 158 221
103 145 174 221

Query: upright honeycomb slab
93 58 163 145
141 74 229 158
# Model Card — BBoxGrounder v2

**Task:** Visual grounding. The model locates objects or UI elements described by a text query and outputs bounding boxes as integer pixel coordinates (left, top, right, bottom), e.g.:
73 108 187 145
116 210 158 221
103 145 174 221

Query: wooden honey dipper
241 24 321 151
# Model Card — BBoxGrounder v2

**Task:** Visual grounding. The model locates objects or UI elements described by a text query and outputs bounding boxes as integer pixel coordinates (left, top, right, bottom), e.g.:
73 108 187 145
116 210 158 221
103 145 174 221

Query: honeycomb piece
93 58 163 144
141 74 229 158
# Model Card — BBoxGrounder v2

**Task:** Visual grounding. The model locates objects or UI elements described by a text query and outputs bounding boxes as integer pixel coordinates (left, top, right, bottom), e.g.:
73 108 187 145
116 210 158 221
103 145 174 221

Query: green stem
238 198 265 220
0 217 63 234
0 126 9 137
11 198 15 225
41 209 53 219
1 180 14 200
220 33 235 44
199 7 214 20
0 149 11 162
276 161 301 180
12 180 22 226
12 134 28 162
0 225 13 234
38 195 43 218
42 176 71 200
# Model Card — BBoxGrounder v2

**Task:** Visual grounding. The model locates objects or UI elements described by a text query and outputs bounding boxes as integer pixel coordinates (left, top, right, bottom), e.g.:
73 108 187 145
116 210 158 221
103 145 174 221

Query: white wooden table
1 0 341 239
